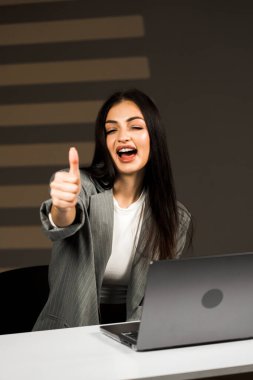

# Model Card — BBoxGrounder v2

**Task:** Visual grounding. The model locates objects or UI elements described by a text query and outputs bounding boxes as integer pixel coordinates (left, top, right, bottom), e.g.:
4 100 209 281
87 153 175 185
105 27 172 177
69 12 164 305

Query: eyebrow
105 116 144 124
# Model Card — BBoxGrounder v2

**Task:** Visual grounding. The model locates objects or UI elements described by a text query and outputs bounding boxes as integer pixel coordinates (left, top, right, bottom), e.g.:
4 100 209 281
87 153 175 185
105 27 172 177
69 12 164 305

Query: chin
117 166 145 176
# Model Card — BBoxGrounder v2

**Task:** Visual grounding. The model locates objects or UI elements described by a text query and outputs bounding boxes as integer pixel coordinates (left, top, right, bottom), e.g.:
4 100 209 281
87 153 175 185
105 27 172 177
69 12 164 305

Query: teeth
118 148 134 153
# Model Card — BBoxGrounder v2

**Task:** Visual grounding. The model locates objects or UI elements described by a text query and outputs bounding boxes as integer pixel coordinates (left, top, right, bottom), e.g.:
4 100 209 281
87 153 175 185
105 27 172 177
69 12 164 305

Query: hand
50 147 81 226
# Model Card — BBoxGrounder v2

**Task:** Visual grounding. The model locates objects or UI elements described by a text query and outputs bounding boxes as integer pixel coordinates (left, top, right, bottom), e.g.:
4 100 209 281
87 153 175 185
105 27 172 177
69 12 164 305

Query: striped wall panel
0 142 94 167
0 0 150 271
0 101 103 125
1 57 149 85
0 15 144 44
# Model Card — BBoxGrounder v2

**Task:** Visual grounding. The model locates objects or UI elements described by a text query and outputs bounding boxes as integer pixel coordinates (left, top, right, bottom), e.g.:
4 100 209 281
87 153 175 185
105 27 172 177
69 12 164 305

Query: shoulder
177 201 191 229
80 170 96 192
175 201 192 257
79 169 106 196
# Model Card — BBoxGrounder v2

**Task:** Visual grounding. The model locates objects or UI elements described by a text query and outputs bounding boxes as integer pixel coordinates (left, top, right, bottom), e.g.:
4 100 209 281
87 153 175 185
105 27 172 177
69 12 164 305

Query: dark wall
0 0 252 269
141 0 253 257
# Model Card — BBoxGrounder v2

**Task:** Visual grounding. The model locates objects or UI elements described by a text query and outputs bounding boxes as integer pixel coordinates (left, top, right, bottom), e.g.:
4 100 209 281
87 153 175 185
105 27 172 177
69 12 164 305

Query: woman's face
105 100 150 177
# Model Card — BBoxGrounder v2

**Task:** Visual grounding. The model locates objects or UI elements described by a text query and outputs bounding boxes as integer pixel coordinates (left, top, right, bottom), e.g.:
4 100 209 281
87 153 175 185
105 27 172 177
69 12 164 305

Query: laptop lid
136 252 253 350
100 252 253 351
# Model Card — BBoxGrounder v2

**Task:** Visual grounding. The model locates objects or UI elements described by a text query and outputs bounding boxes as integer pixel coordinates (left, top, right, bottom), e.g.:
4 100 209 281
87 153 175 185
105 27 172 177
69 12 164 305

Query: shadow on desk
0 265 49 335
199 373 253 380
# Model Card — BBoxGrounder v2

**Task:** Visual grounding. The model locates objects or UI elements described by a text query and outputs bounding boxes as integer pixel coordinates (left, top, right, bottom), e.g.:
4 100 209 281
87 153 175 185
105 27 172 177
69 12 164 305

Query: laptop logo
201 288 223 308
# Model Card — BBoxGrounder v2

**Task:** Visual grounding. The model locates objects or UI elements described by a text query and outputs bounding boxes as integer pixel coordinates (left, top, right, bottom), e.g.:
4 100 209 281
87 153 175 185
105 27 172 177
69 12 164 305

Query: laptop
100 251 253 351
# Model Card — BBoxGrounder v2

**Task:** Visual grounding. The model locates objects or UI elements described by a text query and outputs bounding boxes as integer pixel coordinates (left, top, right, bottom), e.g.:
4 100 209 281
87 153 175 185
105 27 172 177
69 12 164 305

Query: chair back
0 265 49 334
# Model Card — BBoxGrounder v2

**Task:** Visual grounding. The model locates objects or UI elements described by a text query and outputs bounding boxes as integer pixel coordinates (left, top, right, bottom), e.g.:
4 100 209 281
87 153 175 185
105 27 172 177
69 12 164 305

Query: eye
105 129 116 135
131 125 143 130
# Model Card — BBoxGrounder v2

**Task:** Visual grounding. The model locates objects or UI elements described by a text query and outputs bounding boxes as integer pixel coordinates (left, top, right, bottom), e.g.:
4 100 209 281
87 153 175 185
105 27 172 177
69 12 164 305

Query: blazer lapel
126 204 152 318
89 189 114 293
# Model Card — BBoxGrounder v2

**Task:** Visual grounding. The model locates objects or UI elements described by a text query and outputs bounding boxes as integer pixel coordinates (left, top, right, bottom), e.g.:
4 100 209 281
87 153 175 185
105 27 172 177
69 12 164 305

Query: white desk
0 325 253 380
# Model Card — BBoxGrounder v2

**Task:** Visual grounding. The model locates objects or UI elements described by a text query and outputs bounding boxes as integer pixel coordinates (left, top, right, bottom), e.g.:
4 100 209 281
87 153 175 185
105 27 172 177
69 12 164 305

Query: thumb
69 147 80 177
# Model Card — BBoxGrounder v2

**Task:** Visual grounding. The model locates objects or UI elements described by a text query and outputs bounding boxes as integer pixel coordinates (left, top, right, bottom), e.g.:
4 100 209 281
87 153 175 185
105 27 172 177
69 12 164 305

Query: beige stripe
0 142 94 167
0 185 49 208
0 15 144 45
0 57 150 86
0 226 51 249
0 100 102 126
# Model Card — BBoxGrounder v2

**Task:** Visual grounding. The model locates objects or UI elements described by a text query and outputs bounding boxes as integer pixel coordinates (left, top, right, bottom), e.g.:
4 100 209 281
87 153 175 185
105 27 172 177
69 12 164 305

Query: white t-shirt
103 191 145 285
101 192 145 304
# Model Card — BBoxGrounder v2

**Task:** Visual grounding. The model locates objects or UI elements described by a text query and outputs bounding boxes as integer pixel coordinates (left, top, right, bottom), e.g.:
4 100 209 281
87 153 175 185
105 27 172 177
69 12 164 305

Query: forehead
106 100 143 120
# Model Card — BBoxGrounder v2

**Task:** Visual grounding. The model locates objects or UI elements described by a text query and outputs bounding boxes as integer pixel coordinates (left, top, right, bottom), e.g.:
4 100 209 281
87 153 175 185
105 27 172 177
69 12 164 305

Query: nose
117 130 130 142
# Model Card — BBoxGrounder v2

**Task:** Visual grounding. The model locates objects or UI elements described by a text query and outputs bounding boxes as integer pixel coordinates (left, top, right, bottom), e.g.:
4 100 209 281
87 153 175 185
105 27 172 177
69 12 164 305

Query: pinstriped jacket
33 171 191 331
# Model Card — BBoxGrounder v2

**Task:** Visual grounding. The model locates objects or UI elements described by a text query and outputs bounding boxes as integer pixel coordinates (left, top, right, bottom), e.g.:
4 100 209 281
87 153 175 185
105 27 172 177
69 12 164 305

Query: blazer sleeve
40 197 86 242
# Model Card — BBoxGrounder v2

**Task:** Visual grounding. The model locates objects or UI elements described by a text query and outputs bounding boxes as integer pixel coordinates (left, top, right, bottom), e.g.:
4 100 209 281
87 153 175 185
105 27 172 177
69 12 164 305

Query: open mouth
117 147 137 158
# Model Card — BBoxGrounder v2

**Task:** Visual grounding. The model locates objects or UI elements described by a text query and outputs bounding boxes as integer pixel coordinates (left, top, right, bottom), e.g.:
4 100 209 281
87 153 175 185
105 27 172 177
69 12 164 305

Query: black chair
0 265 49 335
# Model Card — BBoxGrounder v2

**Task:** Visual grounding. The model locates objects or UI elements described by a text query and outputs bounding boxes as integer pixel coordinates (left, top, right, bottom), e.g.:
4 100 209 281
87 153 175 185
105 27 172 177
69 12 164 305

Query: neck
113 173 144 208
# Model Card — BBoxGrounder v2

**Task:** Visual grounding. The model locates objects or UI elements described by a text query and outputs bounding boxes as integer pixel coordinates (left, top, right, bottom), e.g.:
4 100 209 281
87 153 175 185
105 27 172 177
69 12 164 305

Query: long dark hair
86 89 179 259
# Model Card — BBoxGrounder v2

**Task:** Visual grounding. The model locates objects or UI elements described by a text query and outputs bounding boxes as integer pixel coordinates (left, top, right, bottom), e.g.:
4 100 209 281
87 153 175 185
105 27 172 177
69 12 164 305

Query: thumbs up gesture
50 147 81 227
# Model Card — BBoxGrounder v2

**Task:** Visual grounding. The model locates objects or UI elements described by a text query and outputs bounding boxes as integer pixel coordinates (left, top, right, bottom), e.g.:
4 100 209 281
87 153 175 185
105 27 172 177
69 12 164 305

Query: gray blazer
33 171 191 331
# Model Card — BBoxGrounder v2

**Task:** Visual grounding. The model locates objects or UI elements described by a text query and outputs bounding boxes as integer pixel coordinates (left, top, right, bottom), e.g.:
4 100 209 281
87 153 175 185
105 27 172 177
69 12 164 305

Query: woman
33 89 191 331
